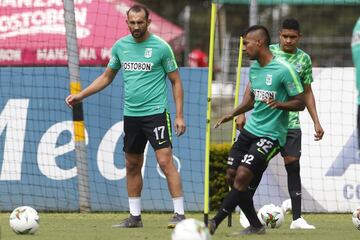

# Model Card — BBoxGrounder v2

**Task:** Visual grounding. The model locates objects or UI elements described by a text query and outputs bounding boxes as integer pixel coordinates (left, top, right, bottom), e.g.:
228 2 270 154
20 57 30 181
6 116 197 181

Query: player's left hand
262 97 278 109
174 117 186 136
314 122 324 141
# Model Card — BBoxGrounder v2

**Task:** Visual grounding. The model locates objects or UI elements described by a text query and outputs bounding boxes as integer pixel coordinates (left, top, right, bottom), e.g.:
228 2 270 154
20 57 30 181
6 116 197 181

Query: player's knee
126 160 142 174
157 158 175 175
233 168 252 191
284 156 299 165
285 160 300 175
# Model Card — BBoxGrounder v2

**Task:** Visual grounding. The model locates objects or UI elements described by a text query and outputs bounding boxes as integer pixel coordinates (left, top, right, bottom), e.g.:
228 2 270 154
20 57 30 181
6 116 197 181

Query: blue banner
0 67 207 211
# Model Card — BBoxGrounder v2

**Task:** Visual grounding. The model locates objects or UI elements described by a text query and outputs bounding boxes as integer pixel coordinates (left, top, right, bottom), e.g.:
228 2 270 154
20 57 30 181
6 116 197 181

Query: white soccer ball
352 207 360 230
171 218 211 240
257 204 284 229
9 206 40 234
281 198 292 214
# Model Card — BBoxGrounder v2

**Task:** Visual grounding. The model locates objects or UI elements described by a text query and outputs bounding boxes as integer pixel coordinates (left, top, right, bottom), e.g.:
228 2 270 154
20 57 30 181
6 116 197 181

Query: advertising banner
0 67 206 211
0 0 183 66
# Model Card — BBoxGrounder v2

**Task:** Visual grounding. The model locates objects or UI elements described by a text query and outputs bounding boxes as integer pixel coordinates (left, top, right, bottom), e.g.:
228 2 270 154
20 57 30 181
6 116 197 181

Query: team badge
265 74 272 86
295 63 303 72
144 48 152 58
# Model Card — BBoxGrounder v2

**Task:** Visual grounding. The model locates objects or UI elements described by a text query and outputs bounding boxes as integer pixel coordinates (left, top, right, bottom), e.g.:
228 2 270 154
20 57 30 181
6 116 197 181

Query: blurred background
0 0 359 215
138 0 358 67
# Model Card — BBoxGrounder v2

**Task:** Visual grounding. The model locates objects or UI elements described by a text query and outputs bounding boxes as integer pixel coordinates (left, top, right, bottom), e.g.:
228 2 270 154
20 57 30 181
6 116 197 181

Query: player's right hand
235 114 246 131
214 114 233 128
314 122 324 141
65 94 82 109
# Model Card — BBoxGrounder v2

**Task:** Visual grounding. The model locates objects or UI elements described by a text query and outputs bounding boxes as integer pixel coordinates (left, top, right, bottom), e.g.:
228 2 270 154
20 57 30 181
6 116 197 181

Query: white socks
129 197 184 216
173 197 185 215
129 197 141 216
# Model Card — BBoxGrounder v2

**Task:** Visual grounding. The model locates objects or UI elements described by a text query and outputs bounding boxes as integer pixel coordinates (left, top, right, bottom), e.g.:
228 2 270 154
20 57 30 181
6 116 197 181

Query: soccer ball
352 208 360 230
281 198 292 214
171 218 211 240
9 206 40 234
257 204 284 228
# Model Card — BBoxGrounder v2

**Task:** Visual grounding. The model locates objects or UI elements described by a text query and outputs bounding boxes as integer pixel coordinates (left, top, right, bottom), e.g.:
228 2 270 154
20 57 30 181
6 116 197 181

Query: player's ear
298 32 303 40
147 18 152 26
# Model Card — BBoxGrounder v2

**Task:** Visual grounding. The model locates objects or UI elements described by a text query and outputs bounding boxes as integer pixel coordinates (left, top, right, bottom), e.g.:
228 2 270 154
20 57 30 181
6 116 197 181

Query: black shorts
227 129 280 174
123 111 172 154
280 129 302 158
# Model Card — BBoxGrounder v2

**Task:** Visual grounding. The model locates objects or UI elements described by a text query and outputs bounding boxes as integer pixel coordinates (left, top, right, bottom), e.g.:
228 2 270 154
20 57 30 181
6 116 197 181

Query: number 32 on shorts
241 154 254 165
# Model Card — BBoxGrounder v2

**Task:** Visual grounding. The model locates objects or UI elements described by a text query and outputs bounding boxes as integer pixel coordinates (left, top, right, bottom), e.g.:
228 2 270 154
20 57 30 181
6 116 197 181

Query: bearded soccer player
208 25 305 236
65 5 186 228
236 19 324 229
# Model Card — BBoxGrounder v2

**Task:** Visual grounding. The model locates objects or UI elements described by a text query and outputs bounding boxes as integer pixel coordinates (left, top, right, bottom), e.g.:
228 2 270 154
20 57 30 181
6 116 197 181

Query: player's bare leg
156 147 185 228
126 153 145 197
112 153 144 228
226 168 236 187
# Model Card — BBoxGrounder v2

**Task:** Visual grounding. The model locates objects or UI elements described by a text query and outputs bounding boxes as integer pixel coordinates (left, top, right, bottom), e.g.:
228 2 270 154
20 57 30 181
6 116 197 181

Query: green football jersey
270 44 313 129
107 33 178 116
244 57 303 146
352 17 360 105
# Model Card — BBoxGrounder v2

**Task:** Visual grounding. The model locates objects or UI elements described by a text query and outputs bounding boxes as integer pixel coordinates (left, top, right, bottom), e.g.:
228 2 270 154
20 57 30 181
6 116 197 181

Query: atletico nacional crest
144 48 152 58
265 74 272 86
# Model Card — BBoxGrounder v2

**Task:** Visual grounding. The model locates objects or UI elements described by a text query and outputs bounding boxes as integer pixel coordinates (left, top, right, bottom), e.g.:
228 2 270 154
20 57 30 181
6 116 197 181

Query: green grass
0 212 358 240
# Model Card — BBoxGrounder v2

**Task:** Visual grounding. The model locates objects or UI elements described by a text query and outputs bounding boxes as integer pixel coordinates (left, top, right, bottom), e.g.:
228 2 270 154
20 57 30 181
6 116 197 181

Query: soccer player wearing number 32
65 5 186 229
208 25 305 236
235 19 324 230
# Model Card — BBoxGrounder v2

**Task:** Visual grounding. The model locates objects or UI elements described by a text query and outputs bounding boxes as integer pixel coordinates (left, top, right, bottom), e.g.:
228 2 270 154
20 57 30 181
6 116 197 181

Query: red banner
0 0 183 66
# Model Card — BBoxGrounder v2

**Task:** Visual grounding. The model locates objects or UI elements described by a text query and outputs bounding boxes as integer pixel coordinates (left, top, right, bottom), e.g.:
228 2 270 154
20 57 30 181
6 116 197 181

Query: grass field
0 212 358 240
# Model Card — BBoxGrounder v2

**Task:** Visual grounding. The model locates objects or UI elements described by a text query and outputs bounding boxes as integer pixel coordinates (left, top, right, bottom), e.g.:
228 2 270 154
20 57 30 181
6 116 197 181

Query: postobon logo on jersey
253 89 276 101
122 62 153 71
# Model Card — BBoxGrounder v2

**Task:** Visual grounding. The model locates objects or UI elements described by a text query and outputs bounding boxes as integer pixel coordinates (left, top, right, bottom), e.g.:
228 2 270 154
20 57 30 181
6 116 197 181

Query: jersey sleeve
300 55 313 85
161 44 178 73
282 64 304 96
107 42 121 70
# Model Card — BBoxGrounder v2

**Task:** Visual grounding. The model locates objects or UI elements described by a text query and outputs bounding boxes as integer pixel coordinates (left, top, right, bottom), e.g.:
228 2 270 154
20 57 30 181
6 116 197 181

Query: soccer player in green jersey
236 19 324 229
208 25 305 236
352 17 360 151
65 5 186 228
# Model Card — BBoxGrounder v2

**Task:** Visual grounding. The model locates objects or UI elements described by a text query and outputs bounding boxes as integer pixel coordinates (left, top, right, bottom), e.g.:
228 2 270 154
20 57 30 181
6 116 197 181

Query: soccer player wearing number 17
208 25 305 236
65 5 186 228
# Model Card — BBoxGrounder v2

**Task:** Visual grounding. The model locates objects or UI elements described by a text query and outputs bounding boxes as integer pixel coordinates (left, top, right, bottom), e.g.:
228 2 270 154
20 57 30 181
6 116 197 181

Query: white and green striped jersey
270 44 313 129
352 17 360 105
244 57 303 146
108 33 178 116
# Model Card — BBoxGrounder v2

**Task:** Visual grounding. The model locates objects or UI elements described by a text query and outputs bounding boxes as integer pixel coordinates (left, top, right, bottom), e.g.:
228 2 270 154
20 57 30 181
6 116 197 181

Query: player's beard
131 28 147 39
